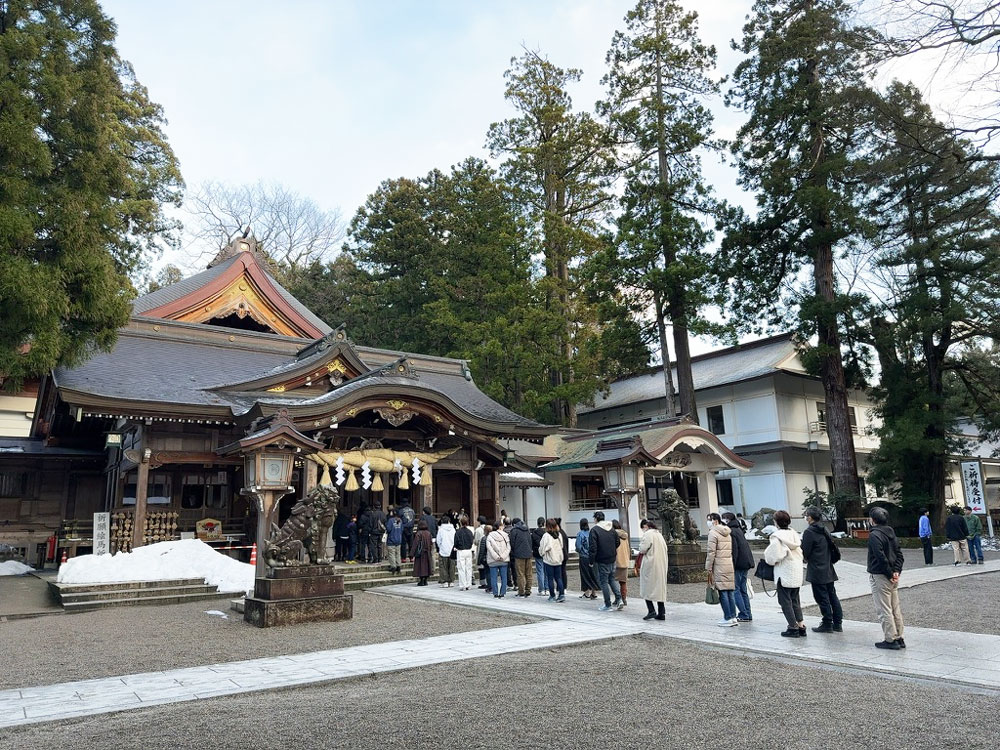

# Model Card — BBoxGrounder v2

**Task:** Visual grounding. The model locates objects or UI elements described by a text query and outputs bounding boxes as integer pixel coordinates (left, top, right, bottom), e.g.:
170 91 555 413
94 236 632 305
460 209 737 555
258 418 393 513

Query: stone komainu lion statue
750 507 777 532
264 484 339 567
653 488 699 543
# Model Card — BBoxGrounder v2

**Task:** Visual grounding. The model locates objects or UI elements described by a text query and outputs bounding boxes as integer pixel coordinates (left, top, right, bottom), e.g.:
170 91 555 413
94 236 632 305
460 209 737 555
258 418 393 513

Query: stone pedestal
668 542 708 584
243 564 353 628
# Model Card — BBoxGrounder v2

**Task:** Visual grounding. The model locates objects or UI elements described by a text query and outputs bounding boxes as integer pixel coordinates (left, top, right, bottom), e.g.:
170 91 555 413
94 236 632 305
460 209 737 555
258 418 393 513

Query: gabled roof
542 418 753 472
133 249 330 338
580 334 803 415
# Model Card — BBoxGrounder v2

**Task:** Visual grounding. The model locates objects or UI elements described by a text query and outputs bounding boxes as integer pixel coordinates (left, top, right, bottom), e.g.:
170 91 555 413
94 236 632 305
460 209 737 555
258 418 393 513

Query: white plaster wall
0 396 35 437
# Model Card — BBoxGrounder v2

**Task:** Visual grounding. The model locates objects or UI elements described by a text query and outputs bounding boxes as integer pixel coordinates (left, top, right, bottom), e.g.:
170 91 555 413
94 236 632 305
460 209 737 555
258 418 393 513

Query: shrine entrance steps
49 579 234 613
330 554 582 592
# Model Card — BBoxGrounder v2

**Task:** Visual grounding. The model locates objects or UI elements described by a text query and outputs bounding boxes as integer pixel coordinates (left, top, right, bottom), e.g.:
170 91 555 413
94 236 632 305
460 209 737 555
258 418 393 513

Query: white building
501 334 999 536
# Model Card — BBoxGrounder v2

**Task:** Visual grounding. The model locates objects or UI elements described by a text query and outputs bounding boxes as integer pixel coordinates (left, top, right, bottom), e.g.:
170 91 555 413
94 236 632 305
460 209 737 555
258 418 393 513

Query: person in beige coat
612 519 631 607
638 520 668 620
705 513 738 627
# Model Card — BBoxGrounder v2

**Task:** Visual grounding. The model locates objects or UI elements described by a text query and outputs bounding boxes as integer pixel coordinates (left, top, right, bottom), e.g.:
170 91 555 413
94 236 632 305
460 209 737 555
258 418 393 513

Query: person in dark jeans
367 505 386 564
589 511 622 611
398 502 416 562
801 506 843 633
356 504 372 563
723 511 754 622
918 508 933 565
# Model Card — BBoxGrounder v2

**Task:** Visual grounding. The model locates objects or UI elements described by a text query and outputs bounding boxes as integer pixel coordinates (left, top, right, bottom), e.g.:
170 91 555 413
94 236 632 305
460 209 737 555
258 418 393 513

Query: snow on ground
0 560 34 576
56 539 254 594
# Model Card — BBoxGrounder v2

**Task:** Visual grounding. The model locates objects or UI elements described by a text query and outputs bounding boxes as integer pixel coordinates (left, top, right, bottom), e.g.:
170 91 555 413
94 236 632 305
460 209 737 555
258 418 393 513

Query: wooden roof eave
647 428 754 471
207 340 370 393
56 388 237 422
239 383 555 441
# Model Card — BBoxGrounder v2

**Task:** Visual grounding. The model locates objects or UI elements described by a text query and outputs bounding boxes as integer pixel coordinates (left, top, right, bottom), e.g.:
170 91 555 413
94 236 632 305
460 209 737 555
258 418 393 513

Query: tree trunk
670 290 698 423
654 292 677 419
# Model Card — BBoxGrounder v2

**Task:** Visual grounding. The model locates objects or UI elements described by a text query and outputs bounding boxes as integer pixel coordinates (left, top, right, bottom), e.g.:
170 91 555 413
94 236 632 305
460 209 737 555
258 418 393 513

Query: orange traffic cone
249 543 257 566
60 548 67 564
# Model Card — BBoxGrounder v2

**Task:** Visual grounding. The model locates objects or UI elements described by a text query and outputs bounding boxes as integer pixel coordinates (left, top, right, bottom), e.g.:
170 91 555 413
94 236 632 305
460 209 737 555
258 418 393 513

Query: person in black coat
723 512 755 622
945 506 971 565
801 506 842 633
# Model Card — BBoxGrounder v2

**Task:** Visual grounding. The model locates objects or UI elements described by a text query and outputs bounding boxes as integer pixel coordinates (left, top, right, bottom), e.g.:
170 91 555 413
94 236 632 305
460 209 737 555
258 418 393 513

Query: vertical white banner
960 461 986 514
93 512 110 555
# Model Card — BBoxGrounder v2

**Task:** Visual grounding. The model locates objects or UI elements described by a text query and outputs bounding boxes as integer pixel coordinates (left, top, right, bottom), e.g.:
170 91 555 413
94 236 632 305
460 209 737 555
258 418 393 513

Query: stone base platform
667 543 708 584
243 564 353 628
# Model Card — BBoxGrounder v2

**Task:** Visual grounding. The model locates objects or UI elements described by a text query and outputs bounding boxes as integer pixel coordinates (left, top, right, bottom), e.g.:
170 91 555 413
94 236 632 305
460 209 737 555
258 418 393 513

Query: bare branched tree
183 180 346 271
872 0 1000 157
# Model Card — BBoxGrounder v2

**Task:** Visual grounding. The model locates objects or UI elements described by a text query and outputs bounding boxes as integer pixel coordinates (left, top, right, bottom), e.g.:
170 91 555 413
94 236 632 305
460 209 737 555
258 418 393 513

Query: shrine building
0 238 555 563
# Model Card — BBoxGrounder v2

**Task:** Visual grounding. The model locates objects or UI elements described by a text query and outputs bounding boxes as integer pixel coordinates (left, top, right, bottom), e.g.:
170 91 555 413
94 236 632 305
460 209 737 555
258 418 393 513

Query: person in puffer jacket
705 513 737 627
764 510 806 638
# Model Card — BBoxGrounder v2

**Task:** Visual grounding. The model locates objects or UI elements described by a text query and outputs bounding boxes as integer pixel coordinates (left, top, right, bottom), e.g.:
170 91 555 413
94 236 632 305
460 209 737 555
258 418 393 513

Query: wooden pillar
132 459 149 549
492 470 500 523
304 460 318 493
470 467 480 523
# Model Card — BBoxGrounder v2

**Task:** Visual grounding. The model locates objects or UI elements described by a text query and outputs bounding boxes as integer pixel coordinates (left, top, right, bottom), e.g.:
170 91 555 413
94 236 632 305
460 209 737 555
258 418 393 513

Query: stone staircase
331 554 583 592
49 578 234 613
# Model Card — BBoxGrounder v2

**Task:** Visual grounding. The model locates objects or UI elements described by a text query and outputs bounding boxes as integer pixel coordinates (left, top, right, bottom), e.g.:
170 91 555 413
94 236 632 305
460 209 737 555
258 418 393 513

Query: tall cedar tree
0 0 182 389
857 82 1000 529
339 159 556 419
486 50 618 427
599 0 720 421
725 0 875 509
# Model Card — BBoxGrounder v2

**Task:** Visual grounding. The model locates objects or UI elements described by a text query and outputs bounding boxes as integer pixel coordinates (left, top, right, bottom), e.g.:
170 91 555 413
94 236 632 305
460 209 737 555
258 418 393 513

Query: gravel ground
1 635 994 750
0 591 534 691
817 572 1000 636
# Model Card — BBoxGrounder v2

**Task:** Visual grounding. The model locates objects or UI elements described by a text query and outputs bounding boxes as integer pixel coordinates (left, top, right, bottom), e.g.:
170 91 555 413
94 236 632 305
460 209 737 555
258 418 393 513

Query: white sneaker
729 618 739 626
717 619 735 627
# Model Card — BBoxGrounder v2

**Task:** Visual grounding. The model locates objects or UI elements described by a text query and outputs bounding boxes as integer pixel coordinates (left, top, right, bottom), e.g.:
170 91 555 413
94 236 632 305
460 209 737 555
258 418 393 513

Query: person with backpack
398 501 416 562
384 510 403 574
723 511 754 623
576 518 599 600
801 506 843 633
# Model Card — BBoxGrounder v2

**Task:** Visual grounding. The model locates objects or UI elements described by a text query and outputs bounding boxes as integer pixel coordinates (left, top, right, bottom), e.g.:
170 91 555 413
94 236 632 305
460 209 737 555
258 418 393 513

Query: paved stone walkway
2 558 996 729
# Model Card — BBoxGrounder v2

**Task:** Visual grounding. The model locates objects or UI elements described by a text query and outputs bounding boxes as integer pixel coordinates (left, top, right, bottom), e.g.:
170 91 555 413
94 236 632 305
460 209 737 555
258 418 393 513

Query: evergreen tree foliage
724 0 878 508
598 0 722 421
856 82 1000 528
0 0 182 389
486 50 623 426
338 159 565 420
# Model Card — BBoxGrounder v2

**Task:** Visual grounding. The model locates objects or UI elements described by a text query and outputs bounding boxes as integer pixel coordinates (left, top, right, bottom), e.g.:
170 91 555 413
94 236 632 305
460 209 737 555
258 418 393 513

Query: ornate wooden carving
375 408 416 426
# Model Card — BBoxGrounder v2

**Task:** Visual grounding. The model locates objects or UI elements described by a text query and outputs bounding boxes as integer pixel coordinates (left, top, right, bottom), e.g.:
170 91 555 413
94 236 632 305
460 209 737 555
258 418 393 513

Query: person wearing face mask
705 512 738 627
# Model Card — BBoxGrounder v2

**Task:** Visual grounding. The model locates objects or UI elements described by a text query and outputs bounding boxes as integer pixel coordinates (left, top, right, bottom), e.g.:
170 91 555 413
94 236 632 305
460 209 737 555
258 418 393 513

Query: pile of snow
0 560 34 576
57 539 254 594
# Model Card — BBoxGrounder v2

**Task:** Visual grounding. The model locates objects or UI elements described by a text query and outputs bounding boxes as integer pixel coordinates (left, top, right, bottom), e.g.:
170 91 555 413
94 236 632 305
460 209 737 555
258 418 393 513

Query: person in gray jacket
801 506 842 633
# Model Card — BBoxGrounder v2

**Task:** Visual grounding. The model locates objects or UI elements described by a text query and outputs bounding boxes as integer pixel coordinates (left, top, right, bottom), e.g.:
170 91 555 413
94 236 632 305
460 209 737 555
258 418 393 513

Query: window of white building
706 405 725 435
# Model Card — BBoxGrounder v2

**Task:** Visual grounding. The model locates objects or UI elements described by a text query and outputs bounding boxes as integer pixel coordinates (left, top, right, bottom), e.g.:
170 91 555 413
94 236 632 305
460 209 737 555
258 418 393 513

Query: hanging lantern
371 472 384 492
345 468 359 491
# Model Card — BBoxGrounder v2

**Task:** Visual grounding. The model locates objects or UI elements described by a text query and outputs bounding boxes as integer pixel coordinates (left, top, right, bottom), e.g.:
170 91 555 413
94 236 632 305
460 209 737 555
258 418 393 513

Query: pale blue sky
102 0 751 270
